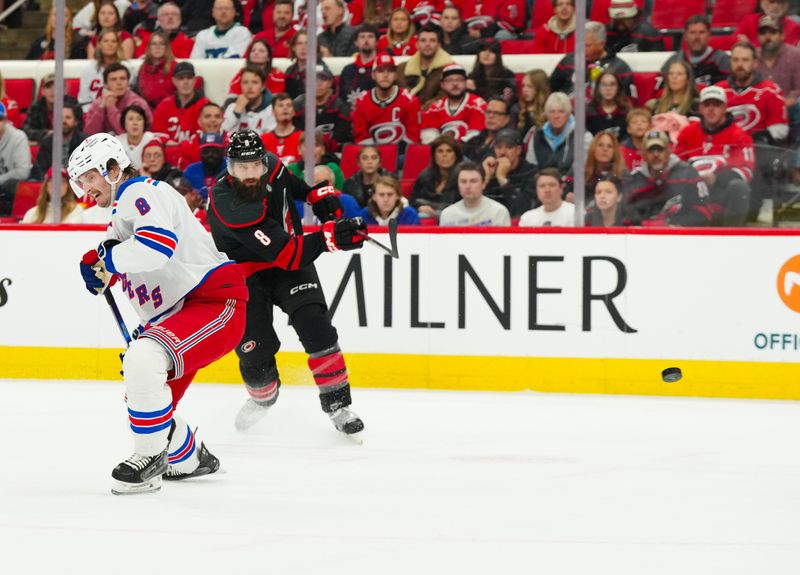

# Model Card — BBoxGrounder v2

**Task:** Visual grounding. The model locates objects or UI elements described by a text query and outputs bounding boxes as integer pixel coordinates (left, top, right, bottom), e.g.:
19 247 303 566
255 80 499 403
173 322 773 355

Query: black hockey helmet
226 129 268 178
226 130 267 163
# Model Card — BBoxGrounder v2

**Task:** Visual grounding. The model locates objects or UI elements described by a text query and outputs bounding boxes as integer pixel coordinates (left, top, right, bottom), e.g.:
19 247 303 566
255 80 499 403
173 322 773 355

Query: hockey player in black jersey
207 130 367 436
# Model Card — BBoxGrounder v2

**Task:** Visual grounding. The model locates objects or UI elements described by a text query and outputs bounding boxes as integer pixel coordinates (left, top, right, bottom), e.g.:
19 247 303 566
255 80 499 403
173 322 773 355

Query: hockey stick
104 290 131 347
356 219 399 259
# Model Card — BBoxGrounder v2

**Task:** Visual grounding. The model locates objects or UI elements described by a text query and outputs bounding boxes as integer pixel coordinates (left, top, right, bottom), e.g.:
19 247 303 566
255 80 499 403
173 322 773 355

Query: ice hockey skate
329 407 365 443
164 442 220 481
111 450 168 495
234 398 275 431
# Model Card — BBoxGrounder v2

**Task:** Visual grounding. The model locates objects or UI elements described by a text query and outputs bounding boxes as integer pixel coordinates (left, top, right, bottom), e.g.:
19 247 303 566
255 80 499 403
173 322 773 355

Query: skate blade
343 432 364 445
111 476 163 495
234 406 270 431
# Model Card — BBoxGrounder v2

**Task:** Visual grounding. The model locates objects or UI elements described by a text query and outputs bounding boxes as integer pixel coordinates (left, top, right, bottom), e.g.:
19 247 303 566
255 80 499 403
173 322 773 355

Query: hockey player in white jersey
69 133 249 495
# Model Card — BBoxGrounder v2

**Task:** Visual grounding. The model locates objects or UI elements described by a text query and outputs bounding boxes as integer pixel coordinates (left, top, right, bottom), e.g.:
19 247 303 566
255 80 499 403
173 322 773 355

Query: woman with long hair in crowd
134 31 176 109
284 30 312 99
585 176 628 227
563 131 628 201
410 135 463 219
467 38 517 106
26 5 88 60
377 8 417 56
86 0 135 60
78 28 128 111
586 70 632 139
21 167 84 224
229 38 287 97
647 60 699 117
359 176 420 225
510 69 549 137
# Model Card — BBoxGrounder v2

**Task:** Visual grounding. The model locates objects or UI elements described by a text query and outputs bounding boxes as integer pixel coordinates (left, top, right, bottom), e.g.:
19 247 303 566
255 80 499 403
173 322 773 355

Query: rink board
2 226 800 399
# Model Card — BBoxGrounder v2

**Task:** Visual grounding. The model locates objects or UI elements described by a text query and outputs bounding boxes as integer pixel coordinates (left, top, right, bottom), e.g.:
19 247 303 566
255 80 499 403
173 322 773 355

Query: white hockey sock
167 414 200 474
123 338 174 456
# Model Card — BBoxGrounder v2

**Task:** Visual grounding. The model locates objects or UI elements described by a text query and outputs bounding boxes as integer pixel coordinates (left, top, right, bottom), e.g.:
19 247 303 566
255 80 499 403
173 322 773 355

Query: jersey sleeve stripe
138 226 179 244
135 234 176 258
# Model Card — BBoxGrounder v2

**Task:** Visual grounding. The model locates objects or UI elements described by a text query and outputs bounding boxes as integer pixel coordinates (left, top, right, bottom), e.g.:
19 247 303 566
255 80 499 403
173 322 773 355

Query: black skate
329 407 365 441
111 450 168 495
163 442 220 481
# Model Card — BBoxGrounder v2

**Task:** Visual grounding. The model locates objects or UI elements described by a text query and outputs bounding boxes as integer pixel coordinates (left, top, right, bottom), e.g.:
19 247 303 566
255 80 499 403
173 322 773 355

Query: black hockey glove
321 217 367 252
308 183 344 222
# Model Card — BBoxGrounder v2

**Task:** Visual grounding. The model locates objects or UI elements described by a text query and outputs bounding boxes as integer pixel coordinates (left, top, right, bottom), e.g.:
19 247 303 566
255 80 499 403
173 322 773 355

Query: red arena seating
530 0 554 30
5 78 35 112
651 0 706 32
711 0 758 31
501 39 536 54
12 182 40 220
340 144 398 179
402 144 431 182
708 34 738 51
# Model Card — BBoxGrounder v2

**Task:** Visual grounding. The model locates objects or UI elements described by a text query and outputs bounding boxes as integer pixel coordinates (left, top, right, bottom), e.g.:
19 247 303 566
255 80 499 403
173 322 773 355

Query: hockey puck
661 367 682 383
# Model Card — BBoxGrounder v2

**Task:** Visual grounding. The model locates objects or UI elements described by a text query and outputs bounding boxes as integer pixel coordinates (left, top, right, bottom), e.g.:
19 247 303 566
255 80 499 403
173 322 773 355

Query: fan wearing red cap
352 53 422 145
140 139 182 182
21 167 83 224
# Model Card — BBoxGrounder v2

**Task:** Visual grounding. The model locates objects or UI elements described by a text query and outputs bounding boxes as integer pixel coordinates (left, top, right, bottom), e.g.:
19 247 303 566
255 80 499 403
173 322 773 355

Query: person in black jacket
467 38 517 106
207 130 367 436
32 100 86 181
338 25 379 107
624 130 723 226
605 0 665 53
482 128 539 217
23 74 81 144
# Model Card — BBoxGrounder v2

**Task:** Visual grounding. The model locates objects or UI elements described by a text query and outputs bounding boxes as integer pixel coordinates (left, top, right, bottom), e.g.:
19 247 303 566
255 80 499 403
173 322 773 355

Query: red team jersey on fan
715 79 787 137
261 129 303 164
674 119 755 182
353 87 421 144
153 94 210 144
421 93 486 142
453 0 526 33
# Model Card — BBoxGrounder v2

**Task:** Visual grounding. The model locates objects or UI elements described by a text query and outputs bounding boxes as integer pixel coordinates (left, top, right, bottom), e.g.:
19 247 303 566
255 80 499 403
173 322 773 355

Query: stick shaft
104 290 131 347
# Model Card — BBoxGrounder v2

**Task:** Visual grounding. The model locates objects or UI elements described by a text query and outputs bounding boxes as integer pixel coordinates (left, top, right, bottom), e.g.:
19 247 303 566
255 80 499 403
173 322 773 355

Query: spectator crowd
2 0 800 227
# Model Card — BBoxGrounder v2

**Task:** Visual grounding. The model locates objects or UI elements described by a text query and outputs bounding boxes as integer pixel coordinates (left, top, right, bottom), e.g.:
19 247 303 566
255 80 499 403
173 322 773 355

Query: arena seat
530 0 554 30
65 78 80 99
651 0 705 32
402 144 431 181
708 34 738 51
501 39 536 55
711 0 757 31
399 179 414 198
5 78 35 112
340 144 398 179
12 181 40 220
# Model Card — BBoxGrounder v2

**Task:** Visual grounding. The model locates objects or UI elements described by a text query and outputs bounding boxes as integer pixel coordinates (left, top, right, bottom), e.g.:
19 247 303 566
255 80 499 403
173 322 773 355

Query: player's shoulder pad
208 175 268 228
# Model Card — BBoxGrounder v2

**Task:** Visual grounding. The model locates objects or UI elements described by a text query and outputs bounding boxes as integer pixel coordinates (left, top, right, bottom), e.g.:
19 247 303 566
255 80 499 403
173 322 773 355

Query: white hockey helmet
67 133 132 197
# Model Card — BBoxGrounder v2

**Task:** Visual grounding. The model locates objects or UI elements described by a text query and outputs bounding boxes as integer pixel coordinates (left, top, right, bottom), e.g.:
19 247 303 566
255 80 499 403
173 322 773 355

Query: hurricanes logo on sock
241 340 256 353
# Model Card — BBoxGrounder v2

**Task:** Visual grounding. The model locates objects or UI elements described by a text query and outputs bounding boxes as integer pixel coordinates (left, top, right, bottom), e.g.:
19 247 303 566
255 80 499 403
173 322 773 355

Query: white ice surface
1 380 799 574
